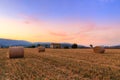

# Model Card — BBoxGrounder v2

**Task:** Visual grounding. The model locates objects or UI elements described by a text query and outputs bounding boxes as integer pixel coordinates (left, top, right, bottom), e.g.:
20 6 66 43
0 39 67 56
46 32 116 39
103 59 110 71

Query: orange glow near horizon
0 16 120 46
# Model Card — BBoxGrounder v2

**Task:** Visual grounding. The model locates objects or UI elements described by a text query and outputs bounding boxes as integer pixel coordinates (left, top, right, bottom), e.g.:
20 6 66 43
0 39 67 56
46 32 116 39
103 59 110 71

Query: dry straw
37 46 45 52
93 46 105 53
90 44 105 53
8 46 24 58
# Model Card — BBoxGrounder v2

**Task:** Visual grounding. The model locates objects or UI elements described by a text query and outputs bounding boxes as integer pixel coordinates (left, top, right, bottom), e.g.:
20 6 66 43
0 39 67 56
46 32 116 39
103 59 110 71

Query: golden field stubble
0 48 120 80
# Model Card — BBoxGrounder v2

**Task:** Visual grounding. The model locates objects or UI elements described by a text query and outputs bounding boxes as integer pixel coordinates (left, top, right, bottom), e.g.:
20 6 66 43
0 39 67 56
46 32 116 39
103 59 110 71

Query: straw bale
93 46 105 53
38 46 45 52
8 46 24 58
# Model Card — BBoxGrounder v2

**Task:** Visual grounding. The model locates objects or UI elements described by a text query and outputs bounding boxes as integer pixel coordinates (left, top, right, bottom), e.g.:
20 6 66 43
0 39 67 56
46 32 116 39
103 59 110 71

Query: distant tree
0 45 3 48
32 45 35 48
72 43 78 48
45 45 49 48
64 46 69 49
37 44 41 47
29 44 36 48
90 44 93 48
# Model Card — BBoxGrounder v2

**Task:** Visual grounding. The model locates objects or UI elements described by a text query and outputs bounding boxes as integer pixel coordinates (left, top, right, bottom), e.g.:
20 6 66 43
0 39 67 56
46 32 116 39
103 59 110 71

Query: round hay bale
8 46 24 58
93 46 105 53
38 46 45 52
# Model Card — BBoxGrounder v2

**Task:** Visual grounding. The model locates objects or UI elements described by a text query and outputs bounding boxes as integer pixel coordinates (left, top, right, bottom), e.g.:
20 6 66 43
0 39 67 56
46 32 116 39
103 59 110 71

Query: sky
0 0 120 46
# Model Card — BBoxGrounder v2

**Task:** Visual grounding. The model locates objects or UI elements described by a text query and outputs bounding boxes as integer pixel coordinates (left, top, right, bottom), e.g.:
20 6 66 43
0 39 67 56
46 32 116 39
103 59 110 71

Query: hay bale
93 46 105 53
8 46 24 58
38 46 45 52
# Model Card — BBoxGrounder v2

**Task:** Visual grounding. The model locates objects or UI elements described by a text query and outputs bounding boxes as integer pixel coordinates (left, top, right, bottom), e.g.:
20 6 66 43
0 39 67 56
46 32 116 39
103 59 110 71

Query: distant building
50 43 61 48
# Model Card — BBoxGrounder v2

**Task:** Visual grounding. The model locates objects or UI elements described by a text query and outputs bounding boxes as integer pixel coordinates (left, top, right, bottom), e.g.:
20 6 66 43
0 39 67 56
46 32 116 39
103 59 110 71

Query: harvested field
0 48 120 80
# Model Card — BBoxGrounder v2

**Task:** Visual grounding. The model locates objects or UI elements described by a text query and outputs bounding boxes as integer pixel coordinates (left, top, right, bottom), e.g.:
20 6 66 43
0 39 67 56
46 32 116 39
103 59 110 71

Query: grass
0 48 120 80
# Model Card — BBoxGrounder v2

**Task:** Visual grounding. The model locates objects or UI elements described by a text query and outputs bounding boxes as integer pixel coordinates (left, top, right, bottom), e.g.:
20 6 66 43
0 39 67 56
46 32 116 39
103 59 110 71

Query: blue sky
0 0 120 45
1 0 120 20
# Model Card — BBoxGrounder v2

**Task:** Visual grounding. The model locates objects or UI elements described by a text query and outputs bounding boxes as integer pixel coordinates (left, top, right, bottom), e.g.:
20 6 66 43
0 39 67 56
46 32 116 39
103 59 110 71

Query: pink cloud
24 21 30 24
47 19 115 44
61 36 76 41
19 14 44 25
49 31 67 37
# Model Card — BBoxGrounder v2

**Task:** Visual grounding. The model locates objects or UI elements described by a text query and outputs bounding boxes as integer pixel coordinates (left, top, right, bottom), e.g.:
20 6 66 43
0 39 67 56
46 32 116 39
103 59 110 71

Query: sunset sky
0 0 120 46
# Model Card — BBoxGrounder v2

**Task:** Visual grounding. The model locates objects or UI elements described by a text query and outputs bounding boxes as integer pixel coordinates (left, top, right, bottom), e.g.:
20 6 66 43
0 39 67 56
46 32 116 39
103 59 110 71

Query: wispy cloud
19 14 44 25
49 31 67 37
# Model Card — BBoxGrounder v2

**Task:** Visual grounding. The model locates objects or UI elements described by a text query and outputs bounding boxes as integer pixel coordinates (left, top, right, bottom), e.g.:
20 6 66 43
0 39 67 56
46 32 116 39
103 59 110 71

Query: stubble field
0 48 120 80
